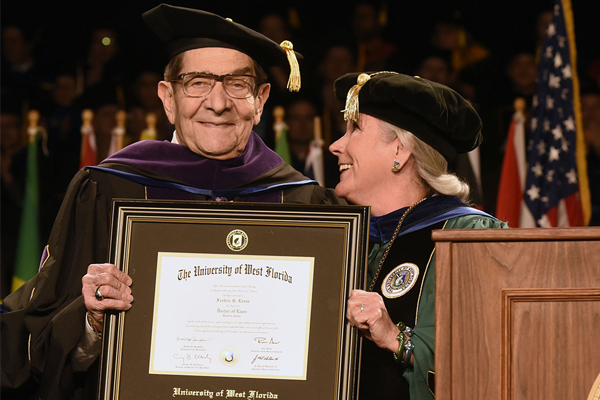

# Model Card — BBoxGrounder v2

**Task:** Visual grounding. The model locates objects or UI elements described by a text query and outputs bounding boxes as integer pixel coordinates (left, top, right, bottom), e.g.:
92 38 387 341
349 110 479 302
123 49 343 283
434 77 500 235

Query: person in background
415 55 452 87
80 27 123 92
415 54 483 207
285 98 318 172
127 69 173 142
44 70 83 208
258 12 293 96
1 24 52 111
480 50 539 214
255 11 296 147
318 44 356 146
581 87 600 226
1 5 344 399
330 71 508 399
285 98 340 188
429 11 490 78
352 2 398 72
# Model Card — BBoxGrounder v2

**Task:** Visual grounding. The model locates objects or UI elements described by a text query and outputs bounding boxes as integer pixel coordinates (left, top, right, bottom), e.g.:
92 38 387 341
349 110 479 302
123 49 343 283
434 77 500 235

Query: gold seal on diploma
219 346 240 366
227 229 248 251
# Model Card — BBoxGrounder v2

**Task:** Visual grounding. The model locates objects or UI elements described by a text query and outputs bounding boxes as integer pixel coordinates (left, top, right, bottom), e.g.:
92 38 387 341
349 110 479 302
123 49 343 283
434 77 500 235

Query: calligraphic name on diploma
149 252 314 380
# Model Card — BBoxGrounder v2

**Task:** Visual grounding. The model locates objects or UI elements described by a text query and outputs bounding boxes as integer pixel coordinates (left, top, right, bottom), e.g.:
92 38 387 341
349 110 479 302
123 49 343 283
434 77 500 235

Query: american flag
523 0 589 227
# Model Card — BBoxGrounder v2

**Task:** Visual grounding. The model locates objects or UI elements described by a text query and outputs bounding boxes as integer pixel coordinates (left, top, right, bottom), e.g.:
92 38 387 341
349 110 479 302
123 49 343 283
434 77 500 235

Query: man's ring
95 286 104 301
360 304 364 312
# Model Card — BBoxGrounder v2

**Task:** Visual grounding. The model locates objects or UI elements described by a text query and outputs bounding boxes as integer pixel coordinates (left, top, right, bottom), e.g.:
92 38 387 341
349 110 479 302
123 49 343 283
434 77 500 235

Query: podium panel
433 228 600 400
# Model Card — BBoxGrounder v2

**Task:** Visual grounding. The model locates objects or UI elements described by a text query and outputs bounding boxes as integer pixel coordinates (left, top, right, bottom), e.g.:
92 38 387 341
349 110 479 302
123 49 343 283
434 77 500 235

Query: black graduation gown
1 137 344 400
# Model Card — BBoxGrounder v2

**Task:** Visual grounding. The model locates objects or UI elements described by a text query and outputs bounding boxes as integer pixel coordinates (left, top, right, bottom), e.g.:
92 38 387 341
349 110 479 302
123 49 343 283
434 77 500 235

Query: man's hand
82 263 133 332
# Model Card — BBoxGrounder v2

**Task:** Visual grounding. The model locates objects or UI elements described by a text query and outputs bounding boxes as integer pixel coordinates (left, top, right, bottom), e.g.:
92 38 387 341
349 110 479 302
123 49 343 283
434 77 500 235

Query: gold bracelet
87 312 102 340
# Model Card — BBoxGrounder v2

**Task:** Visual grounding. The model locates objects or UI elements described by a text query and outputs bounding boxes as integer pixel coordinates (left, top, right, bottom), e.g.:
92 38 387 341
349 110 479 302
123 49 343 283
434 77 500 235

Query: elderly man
1 5 343 399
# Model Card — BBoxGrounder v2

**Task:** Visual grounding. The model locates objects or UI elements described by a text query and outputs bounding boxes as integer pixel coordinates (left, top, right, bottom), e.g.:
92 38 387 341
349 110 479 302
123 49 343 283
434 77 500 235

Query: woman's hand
82 263 134 333
346 289 400 353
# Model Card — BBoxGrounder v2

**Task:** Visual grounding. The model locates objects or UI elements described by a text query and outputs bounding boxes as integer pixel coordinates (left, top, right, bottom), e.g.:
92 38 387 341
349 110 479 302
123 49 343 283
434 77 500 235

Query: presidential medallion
381 262 419 299
226 229 248 251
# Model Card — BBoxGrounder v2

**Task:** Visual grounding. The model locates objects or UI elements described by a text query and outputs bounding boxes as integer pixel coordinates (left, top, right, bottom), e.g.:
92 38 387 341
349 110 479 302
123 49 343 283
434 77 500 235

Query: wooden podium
433 228 600 400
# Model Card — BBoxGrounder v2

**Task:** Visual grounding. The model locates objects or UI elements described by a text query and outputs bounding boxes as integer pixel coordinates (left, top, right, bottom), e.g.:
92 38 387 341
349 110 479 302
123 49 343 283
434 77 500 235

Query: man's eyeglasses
171 72 257 99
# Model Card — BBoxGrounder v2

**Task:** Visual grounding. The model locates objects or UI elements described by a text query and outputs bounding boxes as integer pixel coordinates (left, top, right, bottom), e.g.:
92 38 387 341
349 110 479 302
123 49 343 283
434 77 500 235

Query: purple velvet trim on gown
103 131 283 190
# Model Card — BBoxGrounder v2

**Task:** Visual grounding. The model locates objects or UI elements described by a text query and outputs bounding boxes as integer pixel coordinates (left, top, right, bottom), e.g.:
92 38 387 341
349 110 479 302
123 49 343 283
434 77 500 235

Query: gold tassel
280 40 301 92
343 73 371 122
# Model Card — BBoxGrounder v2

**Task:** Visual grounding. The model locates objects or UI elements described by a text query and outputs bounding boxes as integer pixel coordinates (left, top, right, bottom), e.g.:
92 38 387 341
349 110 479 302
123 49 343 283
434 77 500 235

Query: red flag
496 104 535 227
80 110 97 168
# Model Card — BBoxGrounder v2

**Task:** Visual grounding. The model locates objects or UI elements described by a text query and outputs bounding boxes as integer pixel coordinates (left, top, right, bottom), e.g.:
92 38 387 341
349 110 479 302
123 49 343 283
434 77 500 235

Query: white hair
379 120 472 203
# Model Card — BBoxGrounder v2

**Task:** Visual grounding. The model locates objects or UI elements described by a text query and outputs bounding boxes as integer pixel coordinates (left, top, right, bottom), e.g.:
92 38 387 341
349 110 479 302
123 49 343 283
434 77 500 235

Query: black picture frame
98 200 369 400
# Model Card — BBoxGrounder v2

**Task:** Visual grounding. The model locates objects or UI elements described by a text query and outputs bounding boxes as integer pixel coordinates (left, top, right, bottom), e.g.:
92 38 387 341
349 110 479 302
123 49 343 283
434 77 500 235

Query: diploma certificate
149 253 314 379
100 201 368 400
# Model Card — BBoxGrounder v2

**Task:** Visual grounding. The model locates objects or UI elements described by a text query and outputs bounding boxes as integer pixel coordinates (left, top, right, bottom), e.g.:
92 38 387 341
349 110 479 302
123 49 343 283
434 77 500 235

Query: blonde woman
330 72 508 400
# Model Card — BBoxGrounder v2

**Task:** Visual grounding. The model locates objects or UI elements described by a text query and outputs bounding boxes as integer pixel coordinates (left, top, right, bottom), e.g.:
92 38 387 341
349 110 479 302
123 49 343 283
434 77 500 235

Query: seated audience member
318 44 356 146
1 24 52 111
127 70 173 142
415 55 453 87
352 2 398 72
285 98 340 188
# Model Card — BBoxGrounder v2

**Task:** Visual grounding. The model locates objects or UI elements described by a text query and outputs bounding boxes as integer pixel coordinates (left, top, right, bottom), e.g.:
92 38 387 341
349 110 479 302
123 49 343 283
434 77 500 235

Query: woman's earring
392 161 401 172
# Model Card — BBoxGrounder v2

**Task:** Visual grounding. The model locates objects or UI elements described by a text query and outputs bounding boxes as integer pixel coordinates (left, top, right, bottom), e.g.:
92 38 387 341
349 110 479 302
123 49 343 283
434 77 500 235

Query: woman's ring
360 304 364 312
95 286 104 301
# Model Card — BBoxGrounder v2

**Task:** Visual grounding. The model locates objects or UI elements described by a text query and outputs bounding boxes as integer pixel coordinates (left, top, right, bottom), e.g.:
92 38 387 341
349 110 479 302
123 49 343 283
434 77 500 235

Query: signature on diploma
173 353 212 365
251 354 280 364
175 336 209 343
253 337 280 345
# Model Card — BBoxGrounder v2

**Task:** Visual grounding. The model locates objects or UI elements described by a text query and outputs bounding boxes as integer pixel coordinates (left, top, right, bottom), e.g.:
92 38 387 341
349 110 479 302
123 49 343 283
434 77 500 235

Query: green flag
274 121 292 164
12 128 42 292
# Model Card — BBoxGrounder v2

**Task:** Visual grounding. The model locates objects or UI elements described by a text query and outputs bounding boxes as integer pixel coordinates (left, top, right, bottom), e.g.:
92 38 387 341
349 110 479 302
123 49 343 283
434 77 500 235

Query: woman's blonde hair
379 120 472 203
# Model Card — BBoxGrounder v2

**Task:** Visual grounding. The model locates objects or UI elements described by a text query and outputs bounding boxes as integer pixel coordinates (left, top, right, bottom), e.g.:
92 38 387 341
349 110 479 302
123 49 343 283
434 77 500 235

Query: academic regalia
332 69 509 400
2 4 315 399
359 196 508 400
0 132 344 400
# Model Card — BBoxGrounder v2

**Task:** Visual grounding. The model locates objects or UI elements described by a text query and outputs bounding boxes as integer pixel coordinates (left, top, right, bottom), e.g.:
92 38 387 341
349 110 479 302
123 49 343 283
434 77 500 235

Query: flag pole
309 116 326 186
313 115 322 142
273 106 292 164
108 110 126 156
562 0 591 225
140 112 157 141
27 110 40 143
273 106 285 145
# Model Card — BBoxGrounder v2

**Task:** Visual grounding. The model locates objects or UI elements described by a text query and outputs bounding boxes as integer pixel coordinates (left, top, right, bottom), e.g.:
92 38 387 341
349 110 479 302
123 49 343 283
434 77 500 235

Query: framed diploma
99 200 369 400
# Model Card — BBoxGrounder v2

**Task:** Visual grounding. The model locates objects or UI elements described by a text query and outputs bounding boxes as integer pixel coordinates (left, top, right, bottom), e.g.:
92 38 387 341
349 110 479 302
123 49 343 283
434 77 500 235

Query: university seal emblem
381 262 419 299
226 229 248 251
